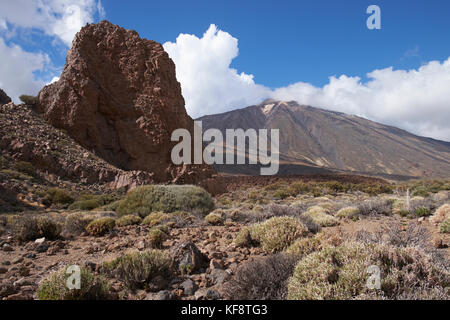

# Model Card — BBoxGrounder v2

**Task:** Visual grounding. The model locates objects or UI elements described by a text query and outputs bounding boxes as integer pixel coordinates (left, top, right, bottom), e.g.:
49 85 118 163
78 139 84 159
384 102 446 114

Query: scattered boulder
180 279 197 296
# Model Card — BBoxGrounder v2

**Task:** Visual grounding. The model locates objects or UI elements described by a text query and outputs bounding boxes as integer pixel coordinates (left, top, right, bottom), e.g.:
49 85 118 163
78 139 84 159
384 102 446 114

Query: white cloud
163 25 270 117
0 0 104 46
0 0 105 103
0 38 49 102
165 24 450 141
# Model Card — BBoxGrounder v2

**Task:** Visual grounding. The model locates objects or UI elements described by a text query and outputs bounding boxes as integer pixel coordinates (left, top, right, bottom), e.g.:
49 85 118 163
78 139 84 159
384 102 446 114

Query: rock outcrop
0 89 11 105
38 21 215 183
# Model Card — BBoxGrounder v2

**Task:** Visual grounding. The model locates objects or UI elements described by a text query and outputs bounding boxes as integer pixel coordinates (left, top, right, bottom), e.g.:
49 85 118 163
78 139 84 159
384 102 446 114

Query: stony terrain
0 174 449 300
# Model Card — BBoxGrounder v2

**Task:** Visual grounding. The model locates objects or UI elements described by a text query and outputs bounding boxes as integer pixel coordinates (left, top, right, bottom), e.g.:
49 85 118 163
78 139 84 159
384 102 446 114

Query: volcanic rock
0 88 11 105
38 20 214 183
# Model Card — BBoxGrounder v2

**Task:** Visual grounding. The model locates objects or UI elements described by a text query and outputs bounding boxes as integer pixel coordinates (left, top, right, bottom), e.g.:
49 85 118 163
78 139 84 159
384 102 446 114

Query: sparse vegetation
305 206 339 227
224 253 298 300
116 185 215 217
103 250 172 290
440 219 450 233
287 242 449 300
148 226 168 248
116 214 142 227
205 212 223 225
37 216 61 240
336 206 359 219
37 266 110 300
236 216 309 253
14 161 35 176
19 94 38 105
64 212 94 235
45 188 74 206
85 217 115 236
69 194 119 211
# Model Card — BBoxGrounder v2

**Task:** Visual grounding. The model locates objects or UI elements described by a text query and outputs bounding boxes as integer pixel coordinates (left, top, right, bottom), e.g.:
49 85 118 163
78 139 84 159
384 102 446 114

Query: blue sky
1 0 450 140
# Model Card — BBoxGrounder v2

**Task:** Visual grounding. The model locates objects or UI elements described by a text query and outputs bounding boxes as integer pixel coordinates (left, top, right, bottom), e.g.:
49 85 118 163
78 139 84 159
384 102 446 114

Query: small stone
180 279 197 296
2 260 11 266
155 290 175 300
35 237 46 244
25 253 36 259
2 244 13 252
35 243 49 253
209 259 223 270
194 288 221 300
148 275 167 292
0 267 7 274
12 257 24 264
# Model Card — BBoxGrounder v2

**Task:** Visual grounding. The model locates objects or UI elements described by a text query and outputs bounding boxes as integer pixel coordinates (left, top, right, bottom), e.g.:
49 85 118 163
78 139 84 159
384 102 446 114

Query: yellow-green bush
148 226 168 248
305 206 339 227
69 194 119 211
116 214 142 227
204 212 223 225
237 216 309 254
286 237 322 258
103 250 172 290
440 219 450 234
287 242 449 300
12 216 39 241
141 211 192 228
116 185 214 217
37 266 110 300
336 206 359 219
86 217 115 236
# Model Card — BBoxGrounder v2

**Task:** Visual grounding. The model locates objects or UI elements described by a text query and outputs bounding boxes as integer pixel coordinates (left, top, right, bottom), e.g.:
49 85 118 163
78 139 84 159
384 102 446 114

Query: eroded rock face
0 89 11 105
38 20 214 182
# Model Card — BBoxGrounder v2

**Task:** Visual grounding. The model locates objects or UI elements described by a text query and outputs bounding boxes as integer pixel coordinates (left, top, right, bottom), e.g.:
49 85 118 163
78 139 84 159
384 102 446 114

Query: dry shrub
357 198 392 216
103 250 172 290
64 212 94 235
431 204 450 224
305 206 339 227
116 214 142 227
288 242 449 300
223 253 298 300
235 216 309 253
86 217 115 236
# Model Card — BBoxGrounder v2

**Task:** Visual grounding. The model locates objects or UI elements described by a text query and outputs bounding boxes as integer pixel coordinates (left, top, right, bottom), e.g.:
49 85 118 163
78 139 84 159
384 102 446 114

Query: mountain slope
198 100 450 178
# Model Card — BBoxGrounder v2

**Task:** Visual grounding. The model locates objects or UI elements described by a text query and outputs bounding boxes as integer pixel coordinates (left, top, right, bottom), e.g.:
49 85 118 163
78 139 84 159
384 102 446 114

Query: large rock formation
38 21 214 183
0 89 11 105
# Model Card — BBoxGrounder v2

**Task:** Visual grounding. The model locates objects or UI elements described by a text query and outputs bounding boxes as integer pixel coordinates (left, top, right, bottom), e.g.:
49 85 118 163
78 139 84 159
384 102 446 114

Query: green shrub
411 186 430 197
103 250 172 290
234 227 254 248
286 237 322 258
19 95 38 105
69 194 119 211
287 242 449 300
14 161 35 176
440 219 450 234
64 212 94 235
117 185 214 217
141 211 192 228
204 212 223 225
45 188 74 206
305 206 339 227
37 266 110 300
148 227 168 248
336 207 359 219
1 169 33 180
414 206 431 217
243 216 309 254
273 189 290 200
37 216 61 240
116 214 142 227
86 217 115 236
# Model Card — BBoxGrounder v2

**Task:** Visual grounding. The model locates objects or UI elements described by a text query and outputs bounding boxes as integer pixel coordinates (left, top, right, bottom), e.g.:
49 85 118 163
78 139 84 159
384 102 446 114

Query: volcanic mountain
198 100 450 179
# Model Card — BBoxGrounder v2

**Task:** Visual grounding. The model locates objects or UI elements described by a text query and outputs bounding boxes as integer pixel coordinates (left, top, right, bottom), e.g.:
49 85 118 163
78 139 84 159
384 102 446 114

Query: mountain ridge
198 100 450 178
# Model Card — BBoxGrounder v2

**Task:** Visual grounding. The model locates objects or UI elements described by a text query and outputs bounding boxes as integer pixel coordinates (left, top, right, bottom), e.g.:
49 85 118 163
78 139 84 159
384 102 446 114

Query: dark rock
170 241 209 274
180 279 197 296
0 88 11 105
155 290 175 300
194 288 221 300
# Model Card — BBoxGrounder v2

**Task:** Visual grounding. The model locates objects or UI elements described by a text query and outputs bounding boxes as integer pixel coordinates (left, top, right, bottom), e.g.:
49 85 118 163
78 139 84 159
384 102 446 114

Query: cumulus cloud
0 0 103 46
0 38 50 102
163 25 270 117
165 24 450 141
271 60 450 141
0 0 104 103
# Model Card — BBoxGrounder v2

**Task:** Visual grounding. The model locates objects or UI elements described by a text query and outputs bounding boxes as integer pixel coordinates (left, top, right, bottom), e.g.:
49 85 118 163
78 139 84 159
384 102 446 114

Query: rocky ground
0 176 449 300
